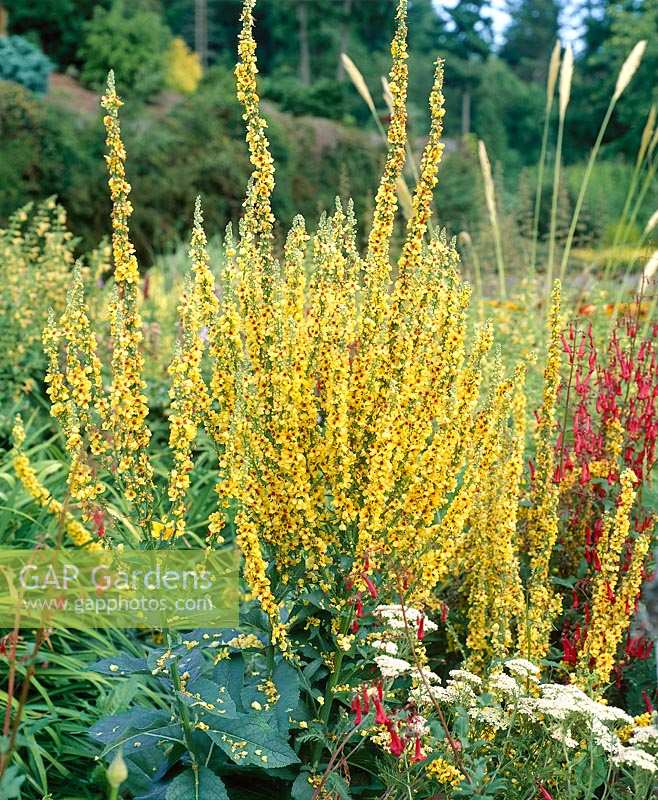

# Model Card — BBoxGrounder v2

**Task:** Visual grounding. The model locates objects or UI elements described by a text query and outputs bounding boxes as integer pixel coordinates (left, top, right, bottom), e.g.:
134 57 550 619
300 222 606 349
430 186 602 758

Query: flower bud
106 749 128 789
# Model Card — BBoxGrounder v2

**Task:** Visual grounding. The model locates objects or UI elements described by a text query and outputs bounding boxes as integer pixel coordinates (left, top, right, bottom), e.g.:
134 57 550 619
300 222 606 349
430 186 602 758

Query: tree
500 0 561 83
439 0 494 135
3 0 110 67
78 0 172 100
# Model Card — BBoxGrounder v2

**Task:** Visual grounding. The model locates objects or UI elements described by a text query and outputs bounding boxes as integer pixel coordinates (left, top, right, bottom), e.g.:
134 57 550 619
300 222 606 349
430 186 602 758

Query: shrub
78 0 171 100
0 80 80 220
165 36 202 94
0 35 53 94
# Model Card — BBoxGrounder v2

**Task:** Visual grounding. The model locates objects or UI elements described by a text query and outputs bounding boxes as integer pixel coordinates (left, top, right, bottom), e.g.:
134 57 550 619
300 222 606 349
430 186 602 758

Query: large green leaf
207 715 300 769
165 767 229 800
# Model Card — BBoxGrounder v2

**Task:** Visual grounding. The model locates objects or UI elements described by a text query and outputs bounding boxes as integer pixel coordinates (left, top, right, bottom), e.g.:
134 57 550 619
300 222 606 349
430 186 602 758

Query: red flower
351 696 362 725
411 735 425 763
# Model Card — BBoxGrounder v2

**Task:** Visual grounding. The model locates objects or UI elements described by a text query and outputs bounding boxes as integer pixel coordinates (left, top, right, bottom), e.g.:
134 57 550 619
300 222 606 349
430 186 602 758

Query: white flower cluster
373 604 438 632
371 639 398 655
405 656 658 776
374 655 412 678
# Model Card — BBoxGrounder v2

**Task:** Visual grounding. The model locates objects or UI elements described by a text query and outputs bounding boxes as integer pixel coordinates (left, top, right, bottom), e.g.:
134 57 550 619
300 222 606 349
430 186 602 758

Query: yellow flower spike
166 199 218 533
11 416 100 550
43 268 110 513
102 71 154 524
364 0 408 321
521 281 563 662
577 470 649 687
464 363 527 672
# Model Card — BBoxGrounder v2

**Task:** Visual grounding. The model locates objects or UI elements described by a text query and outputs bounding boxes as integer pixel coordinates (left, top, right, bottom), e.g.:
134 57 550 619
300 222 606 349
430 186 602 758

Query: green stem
559 97 617 285
311 613 351 766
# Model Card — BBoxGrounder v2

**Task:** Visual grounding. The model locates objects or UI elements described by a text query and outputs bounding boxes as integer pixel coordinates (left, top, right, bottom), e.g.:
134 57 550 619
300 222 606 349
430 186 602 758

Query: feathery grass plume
560 40 647 284
576 470 651 688
530 41 560 275
341 52 376 116
11 416 102 550
478 139 506 298
558 43 573 120
458 230 483 319
613 40 647 102
644 209 658 235
521 281 563 662
638 249 658 293
164 198 219 539
546 39 561 102
546 44 572 294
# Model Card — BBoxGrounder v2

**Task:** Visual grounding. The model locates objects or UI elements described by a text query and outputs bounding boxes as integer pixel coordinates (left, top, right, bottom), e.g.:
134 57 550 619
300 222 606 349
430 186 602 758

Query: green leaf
184 677 239 718
207 715 300 769
165 767 229 800
89 709 171 745
213 655 245 709
291 771 315 800
0 765 25 799
89 655 148 676
272 660 300 732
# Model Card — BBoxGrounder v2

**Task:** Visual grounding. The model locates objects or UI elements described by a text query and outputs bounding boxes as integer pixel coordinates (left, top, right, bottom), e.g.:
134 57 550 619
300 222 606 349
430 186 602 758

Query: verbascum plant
201 0 531 656
0 198 108 396
520 281 564 662
577 469 652 688
14 0 559 672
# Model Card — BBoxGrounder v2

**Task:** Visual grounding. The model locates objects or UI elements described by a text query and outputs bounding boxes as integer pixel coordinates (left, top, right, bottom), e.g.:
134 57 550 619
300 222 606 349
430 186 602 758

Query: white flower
449 669 483 687
469 706 509 730
373 604 438 632
410 666 441 684
404 713 429 737
371 639 398 655
504 658 540 681
591 718 619 754
374 655 411 678
550 726 578 749
410 683 458 707
611 745 657 773
489 672 521 698
630 726 658 747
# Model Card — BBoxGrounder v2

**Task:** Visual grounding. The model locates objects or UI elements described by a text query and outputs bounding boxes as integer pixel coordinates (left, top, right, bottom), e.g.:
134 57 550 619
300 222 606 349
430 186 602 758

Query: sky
433 0 586 47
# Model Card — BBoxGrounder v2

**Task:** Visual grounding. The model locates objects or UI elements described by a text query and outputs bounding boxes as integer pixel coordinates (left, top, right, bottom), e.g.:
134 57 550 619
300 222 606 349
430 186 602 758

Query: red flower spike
351 696 362 725
538 784 555 800
355 595 363 618
373 694 388 725
417 615 425 641
412 736 425 763
388 725 405 757
351 619 360 633
364 575 378 599
642 690 654 714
